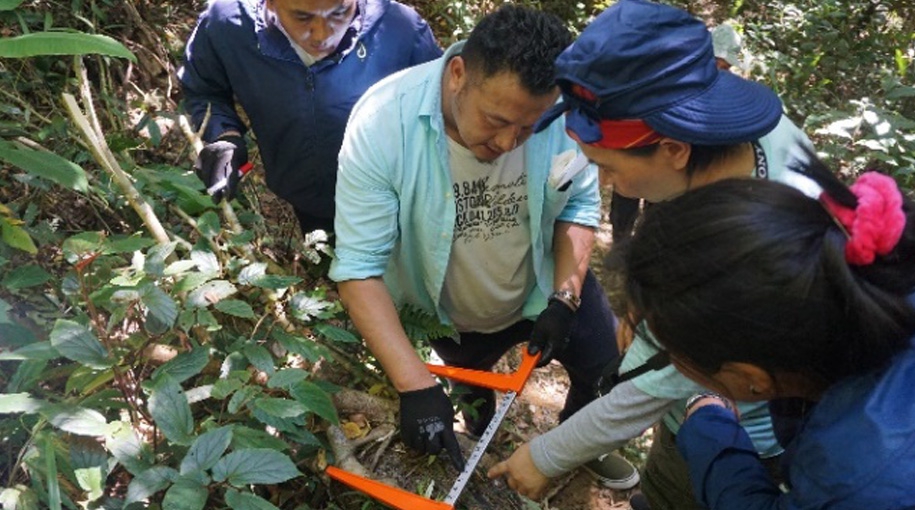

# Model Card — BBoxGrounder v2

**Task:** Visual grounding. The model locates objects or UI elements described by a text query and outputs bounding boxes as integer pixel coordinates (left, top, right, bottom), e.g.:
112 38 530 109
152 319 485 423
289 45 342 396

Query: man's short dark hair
461 4 572 96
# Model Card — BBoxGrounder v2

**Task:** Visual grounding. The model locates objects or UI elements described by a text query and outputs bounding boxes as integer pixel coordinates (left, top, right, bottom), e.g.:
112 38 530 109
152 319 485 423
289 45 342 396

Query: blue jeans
428 269 619 421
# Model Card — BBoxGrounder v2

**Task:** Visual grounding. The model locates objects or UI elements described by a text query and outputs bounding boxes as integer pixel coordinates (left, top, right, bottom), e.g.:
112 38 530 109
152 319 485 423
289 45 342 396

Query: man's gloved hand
399 384 465 470
528 298 575 368
193 134 248 203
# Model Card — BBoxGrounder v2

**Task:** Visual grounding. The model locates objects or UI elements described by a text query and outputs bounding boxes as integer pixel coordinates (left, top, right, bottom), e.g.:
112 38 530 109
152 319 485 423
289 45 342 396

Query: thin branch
62 91 170 245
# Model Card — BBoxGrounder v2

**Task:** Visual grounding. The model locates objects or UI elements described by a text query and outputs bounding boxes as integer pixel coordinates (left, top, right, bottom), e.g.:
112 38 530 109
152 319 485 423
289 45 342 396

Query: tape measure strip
444 390 517 505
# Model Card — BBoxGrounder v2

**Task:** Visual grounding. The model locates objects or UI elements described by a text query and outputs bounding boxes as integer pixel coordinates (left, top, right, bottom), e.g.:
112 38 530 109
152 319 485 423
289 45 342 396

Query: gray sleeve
528 379 676 478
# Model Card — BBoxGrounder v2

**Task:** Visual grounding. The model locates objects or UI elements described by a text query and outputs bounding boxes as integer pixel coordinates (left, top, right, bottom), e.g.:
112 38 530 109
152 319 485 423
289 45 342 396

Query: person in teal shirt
330 4 638 488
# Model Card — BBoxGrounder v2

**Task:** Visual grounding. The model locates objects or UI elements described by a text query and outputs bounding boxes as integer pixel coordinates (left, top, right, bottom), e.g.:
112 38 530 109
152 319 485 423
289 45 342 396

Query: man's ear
447 56 466 94
658 138 691 172
719 361 776 399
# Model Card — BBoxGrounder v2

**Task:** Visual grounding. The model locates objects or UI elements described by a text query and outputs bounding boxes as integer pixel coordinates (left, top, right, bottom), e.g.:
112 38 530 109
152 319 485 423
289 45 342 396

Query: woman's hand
487 443 550 500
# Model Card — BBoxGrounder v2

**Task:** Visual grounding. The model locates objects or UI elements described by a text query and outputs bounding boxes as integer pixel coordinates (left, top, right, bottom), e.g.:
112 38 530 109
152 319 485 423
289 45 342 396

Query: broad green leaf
251 406 304 433
0 486 40 510
144 242 176 277
65 366 114 396
174 271 216 293
271 329 329 362
105 422 153 475
190 249 220 274
211 373 247 400
152 346 209 385
214 299 255 319
49 320 111 369
124 466 178 506
249 274 302 290
0 296 10 322
1 264 51 290
314 323 359 344
211 449 301 486
252 397 307 418
0 32 136 62
140 284 177 330
227 385 261 414
266 368 308 389
224 489 281 510
0 322 36 349
161 475 208 510
71 437 108 501
0 1 26 10
0 322 37 349
237 263 267 286
0 341 58 361
230 426 288 451
148 375 194 445
0 139 88 192
289 293 331 321
0 216 37 254
6 359 46 392
61 231 105 264
40 403 108 436
187 280 237 308
106 235 155 254
0 393 47 413
165 260 197 275
185 383 213 404
180 426 233 475
241 344 274 375
197 211 221 238
290 381 339 425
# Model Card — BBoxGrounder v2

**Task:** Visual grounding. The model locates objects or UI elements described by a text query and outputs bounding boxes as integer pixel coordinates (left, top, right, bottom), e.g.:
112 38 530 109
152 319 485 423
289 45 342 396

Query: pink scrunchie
821 172 906 265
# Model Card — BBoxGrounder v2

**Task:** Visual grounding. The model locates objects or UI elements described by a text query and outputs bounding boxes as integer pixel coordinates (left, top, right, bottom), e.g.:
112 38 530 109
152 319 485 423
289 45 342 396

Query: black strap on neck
596 351 671 397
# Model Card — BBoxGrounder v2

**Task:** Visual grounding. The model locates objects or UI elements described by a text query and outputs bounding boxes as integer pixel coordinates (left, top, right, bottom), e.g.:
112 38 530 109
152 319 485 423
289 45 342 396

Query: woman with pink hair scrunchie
821 171 906 265
617 154 915 510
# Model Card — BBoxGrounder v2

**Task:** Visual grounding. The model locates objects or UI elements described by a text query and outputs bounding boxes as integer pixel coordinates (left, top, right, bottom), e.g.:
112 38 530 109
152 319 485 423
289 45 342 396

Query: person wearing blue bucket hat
488 1 822 508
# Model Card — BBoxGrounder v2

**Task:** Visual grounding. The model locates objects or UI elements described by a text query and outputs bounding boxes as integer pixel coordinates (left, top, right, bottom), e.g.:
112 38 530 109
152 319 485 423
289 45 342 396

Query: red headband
820 172 906 265
567 85 662 149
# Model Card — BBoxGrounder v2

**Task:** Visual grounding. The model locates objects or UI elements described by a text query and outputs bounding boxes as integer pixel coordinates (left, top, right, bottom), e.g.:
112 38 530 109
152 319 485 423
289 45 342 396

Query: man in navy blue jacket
179 0 441 234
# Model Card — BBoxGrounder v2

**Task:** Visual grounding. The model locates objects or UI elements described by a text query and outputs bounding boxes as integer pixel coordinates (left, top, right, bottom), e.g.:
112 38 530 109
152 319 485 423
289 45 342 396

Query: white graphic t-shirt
440 138 535 333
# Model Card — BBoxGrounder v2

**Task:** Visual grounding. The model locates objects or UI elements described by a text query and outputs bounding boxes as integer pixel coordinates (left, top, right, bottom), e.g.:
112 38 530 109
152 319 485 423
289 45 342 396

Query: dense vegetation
0 0 912 509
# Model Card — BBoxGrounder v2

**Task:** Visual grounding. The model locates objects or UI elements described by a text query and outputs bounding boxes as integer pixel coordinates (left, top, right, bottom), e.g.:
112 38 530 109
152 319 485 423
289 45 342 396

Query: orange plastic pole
326 466 454 510
426 350 538 393
326 351 539 509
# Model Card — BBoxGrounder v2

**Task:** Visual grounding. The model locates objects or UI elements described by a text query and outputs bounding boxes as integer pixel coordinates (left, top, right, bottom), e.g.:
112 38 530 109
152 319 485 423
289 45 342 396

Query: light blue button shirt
330 42 602 326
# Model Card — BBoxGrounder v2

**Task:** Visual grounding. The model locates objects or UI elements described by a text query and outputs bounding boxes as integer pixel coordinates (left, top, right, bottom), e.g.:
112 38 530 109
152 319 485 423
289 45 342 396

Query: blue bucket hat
536 0 783 146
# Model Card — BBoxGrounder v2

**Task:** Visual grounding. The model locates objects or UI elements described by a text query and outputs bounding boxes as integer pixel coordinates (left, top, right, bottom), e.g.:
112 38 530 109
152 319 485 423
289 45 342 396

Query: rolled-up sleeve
678 406 783 510
329 96 401 282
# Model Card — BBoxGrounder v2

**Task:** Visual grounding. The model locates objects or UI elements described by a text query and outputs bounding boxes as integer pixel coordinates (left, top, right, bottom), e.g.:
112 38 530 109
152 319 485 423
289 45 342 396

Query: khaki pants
640 423 782 510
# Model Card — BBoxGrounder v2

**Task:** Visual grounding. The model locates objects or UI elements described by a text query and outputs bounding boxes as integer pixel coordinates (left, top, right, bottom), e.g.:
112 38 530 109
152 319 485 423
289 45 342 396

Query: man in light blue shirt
330 4 638 487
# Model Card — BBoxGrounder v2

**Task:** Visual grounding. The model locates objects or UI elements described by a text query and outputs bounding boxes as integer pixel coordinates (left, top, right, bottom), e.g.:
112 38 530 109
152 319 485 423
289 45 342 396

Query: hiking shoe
459 388 496 438
583 452 640 490
629 493 651 510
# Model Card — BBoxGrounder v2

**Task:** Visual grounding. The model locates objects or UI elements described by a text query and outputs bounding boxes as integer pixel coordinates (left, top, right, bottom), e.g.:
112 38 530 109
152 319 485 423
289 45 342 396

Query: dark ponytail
619 155 915 384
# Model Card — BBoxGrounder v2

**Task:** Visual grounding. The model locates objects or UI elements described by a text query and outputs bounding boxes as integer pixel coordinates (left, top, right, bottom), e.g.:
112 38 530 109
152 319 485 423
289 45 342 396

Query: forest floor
255 188 650 510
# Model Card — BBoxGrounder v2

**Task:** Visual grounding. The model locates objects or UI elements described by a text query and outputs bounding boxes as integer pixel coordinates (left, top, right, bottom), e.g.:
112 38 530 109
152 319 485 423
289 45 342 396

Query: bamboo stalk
62 92 171 245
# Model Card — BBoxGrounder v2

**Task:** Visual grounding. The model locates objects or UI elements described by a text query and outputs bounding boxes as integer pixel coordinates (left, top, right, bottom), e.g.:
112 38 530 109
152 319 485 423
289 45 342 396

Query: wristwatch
549 289 581 311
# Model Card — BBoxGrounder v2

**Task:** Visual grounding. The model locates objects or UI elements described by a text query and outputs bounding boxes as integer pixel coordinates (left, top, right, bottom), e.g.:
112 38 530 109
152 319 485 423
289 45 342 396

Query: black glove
193 135 248 203
528 298 575 368
398 384 465 470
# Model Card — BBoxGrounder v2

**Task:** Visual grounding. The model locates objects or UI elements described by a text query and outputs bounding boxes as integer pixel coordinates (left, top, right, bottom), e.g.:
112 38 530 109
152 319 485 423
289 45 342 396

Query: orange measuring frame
326 350 540 509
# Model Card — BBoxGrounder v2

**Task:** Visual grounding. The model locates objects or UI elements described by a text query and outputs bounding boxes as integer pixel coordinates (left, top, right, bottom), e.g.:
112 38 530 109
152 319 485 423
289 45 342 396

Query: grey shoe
583 452 640 490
